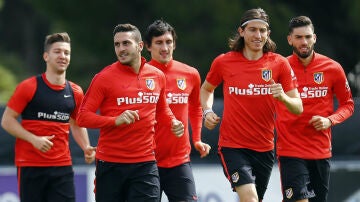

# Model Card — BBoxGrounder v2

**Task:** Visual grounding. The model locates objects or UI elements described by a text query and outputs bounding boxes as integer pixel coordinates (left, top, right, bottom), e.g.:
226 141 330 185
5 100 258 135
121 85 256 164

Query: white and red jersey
276 52 354 159
7 73 84 167
206 51 297 151
148 59 202 168
77 58 175 163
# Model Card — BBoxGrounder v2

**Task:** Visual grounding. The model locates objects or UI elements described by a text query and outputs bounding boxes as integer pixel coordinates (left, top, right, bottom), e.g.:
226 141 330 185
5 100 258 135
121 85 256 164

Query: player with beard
275 16 354 202
77 23 184 202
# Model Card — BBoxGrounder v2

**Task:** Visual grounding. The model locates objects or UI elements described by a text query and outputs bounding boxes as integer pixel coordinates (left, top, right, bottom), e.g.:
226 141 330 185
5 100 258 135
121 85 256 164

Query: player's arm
200 80 220 130
310 70 354 130
270 79 303 115
69 118 96 164
76 75 117 128
283 88 303 115
327 69 354 125
1 107 55 152
189 73 211 158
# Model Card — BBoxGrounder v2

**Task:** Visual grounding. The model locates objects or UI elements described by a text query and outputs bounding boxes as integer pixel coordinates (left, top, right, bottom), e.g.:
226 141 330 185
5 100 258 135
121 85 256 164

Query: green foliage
0 50 30 80
2 0 360 94
0 64 17 104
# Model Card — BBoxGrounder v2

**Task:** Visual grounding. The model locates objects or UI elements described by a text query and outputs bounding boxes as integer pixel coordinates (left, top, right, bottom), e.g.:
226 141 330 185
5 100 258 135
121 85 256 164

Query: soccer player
1 32 96 202
276 16 354 202
200 8 303 202
76 23 184 202
144 19 211 201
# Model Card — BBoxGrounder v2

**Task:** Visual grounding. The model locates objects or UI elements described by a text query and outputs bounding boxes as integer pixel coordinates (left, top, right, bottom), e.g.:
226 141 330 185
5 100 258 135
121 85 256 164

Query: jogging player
1 32 96 202
145 19 211 202
76 23 184 202
200 8 303 202
276 16 354 202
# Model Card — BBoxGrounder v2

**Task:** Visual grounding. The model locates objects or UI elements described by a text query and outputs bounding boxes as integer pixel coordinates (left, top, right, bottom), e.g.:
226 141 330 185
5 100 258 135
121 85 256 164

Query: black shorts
18 166 75 202
278 156 330 202
158 162 197 202
95 160 160 202
218 147 274 199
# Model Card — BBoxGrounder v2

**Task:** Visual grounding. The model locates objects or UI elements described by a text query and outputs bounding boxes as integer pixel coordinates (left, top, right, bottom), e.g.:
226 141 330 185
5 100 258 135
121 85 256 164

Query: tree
0 65 17 104
1 0 359 96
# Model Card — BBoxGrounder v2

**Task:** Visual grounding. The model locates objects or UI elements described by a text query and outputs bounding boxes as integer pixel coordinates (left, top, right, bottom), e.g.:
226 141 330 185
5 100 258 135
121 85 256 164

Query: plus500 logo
300 86 328 98
166 92 189 104
229 84 271 96
117 92 159 105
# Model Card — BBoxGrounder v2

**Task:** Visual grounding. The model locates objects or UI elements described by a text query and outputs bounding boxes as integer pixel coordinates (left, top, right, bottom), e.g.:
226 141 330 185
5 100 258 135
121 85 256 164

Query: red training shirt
276 52 354 159
77 58 175 163
206 51 297 152
7 73 84 167
148 59 202 168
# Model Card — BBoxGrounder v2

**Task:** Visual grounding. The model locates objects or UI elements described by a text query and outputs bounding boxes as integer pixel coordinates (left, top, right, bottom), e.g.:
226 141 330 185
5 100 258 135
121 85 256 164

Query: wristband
203 108 214 118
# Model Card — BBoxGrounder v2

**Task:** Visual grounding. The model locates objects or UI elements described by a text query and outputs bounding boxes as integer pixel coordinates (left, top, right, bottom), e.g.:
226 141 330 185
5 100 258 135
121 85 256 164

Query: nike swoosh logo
64 95 72 98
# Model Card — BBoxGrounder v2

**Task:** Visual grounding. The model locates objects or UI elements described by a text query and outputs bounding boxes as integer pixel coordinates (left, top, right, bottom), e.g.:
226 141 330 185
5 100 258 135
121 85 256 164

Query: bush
0 65 17 104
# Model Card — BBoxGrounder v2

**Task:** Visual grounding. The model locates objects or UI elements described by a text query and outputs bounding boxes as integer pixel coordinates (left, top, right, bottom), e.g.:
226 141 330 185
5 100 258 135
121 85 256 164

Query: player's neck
242 48 263 61
298 52 314 67
129 57 142 74
44 71 66 85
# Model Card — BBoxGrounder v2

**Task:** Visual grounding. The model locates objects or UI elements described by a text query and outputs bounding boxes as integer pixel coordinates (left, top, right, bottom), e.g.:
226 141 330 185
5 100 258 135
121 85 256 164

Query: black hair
144 19 177 47
288 16 314 34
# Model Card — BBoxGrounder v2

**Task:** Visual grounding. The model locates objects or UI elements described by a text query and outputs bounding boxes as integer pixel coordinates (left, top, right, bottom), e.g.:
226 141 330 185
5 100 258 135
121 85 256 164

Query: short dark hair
144 19 177 47
113 23 142 42
288 16 314 34
228 8 276 52
44 32 70 52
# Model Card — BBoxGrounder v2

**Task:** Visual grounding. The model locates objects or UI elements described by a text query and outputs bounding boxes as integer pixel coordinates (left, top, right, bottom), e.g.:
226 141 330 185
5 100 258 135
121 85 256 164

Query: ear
313 33 317 43
43 52 48 62
287 35 292 46
138 41 144 52
145 43 151 52
238 27 244 37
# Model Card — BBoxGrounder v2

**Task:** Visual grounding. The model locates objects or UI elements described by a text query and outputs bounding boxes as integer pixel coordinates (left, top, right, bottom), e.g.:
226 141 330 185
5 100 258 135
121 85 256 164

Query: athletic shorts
95 160 160 202
278 156 330 202
218 147 274 200
18 166 75 202
158 162 197 202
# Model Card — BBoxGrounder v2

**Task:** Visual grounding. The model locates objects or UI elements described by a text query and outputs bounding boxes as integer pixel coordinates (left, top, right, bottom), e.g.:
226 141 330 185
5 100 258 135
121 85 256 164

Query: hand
32 135 55 153
171 119 184 137
309 115 332 131
269 79 285 101
203 112 220 130
84 145 96 164
194 141 211 158
115 110 139 126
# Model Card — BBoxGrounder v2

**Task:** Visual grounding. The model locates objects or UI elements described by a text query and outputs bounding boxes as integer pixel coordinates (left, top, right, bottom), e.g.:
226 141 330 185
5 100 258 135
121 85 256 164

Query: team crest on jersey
177 78 186 90
314 72 324 84
285 188 293 199
231 172 239 183
261 69 272 82
146 79 155 90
